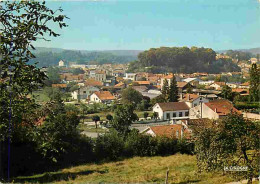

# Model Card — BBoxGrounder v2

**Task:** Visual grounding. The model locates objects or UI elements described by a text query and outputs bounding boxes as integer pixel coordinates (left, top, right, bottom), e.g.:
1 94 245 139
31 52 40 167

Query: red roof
135 81 150 85
157 102 190 111
150 124 191 139
85 79 103 86
205 100 240 116
177 82 188 88
181 93 199 102
94 91 116 100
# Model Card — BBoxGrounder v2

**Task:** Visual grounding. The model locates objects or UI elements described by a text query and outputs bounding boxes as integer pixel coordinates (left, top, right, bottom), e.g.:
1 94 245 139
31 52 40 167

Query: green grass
78 124 108 133
85 111 153 122
15 154 236 184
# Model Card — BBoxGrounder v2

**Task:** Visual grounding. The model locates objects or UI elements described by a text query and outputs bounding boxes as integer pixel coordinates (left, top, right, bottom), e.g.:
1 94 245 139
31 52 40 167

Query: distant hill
30 47 142 67
217 47 260 55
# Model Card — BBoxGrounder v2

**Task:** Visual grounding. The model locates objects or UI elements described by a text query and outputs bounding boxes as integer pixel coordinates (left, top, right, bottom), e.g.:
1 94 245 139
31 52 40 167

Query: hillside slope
16 154 235 184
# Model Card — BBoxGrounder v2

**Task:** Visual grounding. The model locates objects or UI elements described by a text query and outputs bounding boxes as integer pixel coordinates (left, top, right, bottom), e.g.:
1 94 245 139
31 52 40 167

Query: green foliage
121 87 143 107
195 113 260 182
128 47 240 74
150 94 167 106
161 79 169 98
136 98 151 111
94 130 124 160
249 63 260 102
226 50 252 61
143 112 149 119
168 76 178 102
152 112 159 120
30 50 137 67
220 85 233 101
45 67 61 86
92 115 100 129
106 114 113 121
111 105 138 135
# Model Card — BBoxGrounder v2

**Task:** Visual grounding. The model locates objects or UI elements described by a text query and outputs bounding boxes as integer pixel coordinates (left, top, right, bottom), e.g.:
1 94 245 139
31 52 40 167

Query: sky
34 0 260 51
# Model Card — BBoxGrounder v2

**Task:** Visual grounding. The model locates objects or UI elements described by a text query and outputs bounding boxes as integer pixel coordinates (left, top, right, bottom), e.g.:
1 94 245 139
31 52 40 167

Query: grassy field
78 124 108 133
15 154 236 184
85 110 153 122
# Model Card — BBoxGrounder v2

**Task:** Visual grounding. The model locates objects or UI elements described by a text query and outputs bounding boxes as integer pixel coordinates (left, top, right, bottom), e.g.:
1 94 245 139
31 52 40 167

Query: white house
189 99 240 120
71 86 99 101
58 60 65 67
153 102 190 121
90 91 116 104
179 93 209 108
124 73 137 81
209 82 226 90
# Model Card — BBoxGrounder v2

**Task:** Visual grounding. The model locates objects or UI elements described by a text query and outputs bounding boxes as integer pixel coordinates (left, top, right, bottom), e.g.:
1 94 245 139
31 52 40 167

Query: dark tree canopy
249 63 260 102
127 46 240 74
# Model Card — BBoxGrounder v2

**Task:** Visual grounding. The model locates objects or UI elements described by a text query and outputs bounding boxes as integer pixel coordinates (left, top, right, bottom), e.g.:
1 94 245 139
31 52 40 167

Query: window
185 111 189 116
166 113 170 120
179 112 182 117
173 112 176 117
194 103 197 107
83 91 86 94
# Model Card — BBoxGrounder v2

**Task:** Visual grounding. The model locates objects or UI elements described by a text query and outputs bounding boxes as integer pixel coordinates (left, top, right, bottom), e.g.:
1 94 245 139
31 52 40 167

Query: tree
106 114 113 123
249 63 260 102
111 105 138 136
152 112 159 121
168 76 178 102
143 112 149 119
45 67 61 86
150 94 167 106
195 113 260 184
221 85 233 101
161 79 169 99
92 115 100 129
121 87 143 107
0 1 67 179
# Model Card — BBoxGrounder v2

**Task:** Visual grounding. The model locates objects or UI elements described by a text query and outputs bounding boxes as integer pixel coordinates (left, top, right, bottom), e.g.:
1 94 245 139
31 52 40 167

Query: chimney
188 94 190 100
215 108 217 113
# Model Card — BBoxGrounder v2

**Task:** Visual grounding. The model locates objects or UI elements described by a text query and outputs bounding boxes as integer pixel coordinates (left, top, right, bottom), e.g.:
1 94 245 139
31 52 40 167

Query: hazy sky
34 0 260 51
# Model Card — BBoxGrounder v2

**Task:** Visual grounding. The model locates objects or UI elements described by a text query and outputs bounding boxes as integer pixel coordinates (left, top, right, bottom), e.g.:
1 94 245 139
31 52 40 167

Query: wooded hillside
127 46 240 73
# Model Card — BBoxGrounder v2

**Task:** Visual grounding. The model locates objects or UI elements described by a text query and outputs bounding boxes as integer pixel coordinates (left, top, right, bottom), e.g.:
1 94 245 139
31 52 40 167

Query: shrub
94 131 124 161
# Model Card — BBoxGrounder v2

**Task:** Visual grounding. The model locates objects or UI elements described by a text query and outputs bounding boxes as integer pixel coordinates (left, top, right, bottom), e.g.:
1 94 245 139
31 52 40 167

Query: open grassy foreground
15 154 236 184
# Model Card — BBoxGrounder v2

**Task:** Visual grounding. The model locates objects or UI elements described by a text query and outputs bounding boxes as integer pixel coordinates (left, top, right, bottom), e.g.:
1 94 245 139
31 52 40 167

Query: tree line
127 47 241 73
29 50 137 67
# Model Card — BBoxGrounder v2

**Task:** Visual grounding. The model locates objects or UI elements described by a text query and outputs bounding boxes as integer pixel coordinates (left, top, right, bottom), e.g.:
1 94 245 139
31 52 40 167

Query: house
85 78 103 87
232 88 249 96
160 74 181 90
58 60 65 67
177 82 192 93
134 81 151 86
90 91 116 104
226 82 239 89
95 70 107 82
51 83 67 88
114 82 126 89
124 73 137 81
153 102 190 121
189 99 240 120
142 124 191 139
179 93 209 108
71 86 99 101
209 82 226 90
182 78 201 87
239 82 250 89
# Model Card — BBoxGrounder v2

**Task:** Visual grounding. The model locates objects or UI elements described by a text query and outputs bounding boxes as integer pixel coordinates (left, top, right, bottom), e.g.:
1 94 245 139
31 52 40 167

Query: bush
94 130 124 160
